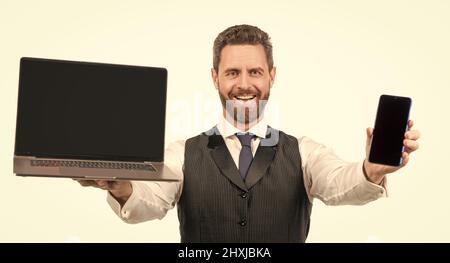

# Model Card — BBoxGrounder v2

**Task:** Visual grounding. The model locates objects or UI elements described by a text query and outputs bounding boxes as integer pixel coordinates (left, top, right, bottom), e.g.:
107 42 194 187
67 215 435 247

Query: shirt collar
217 114 268 139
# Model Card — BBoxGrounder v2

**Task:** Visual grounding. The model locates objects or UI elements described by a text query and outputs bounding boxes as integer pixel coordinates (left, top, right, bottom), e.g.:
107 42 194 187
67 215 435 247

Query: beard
219 93 269 128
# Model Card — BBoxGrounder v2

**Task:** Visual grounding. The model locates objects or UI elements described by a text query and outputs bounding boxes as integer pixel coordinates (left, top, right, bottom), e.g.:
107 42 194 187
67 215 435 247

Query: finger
76 179 96 187
366 127 373 137
405 130 421 140
408 120 414 130
107 181 120 190
96 180 121 190
401 152 409 167
77 180 89 187
404 139 419 152
95 180 111 190
95 180 107 186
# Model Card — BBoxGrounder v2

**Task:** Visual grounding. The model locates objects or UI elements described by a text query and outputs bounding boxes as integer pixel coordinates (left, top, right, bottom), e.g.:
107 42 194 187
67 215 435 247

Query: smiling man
214 42 273 131
78 24 420 242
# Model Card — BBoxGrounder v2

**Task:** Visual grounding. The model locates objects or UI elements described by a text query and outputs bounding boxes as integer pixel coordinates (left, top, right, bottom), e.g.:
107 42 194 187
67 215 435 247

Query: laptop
13 57 179 181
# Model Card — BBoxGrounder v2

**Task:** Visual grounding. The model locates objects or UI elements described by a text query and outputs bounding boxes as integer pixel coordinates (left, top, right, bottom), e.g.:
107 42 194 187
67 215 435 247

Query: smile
234 95 257 101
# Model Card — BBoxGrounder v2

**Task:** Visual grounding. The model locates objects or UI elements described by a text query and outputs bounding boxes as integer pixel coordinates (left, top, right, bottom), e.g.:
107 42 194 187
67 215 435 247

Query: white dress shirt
107 116 387 223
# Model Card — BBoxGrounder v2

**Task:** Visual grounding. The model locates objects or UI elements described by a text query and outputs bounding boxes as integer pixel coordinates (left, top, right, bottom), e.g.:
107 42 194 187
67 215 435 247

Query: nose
237 72 251 90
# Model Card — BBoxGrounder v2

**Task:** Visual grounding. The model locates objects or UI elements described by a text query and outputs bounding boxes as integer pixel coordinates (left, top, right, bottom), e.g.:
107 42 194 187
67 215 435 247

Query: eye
250 70 262 76
226 70 238 77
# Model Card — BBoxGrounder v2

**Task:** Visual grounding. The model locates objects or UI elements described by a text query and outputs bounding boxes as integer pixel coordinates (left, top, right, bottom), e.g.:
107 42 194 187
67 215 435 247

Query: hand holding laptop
76 179 132 205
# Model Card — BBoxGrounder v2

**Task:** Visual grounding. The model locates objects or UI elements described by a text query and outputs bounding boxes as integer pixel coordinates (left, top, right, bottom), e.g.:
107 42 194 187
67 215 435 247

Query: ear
269 66 276 88
211 68 219 90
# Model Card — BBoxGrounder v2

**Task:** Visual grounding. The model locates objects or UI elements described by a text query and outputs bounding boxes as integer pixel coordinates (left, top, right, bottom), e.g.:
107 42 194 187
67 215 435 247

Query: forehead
219 44 268 70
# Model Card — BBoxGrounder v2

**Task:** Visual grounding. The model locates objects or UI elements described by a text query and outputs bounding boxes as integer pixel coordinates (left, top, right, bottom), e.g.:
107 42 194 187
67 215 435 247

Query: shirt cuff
355 161 388 202
106 181 141 221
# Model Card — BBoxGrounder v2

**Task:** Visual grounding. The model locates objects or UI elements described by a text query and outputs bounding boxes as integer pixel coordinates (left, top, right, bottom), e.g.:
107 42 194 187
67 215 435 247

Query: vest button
241 193 248 198
239 219 247 226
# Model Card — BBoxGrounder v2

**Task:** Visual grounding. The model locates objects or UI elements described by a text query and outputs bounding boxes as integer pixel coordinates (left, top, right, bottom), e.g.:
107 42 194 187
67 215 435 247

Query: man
78 25 420 242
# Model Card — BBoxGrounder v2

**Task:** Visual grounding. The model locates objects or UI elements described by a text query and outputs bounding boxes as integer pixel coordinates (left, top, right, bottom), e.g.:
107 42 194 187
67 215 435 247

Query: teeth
236 95 256 100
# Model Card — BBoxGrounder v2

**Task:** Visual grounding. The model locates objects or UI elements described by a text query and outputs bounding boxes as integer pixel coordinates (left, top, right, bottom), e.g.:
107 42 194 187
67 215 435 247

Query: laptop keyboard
30 160 156 171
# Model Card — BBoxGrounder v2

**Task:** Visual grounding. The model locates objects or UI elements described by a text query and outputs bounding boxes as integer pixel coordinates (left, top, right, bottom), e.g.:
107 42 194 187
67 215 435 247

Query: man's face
212 44 276 126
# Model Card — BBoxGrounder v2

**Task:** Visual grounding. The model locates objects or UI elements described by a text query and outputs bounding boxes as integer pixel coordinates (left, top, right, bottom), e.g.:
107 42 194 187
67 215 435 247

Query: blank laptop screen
15 58 167 162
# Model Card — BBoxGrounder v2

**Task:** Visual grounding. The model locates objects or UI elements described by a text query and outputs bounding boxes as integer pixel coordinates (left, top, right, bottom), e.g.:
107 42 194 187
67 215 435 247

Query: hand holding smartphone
368 95 412 166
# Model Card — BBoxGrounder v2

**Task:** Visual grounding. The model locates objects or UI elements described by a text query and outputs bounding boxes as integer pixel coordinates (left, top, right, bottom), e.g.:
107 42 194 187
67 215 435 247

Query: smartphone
368 94 412 166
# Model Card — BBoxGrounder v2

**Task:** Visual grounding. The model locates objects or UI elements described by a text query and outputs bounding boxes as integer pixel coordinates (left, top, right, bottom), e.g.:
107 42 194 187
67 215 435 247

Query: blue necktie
236 133 254 180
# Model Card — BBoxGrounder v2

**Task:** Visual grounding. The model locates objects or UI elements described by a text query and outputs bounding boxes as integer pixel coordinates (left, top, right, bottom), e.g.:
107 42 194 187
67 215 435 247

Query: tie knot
236 133 253 147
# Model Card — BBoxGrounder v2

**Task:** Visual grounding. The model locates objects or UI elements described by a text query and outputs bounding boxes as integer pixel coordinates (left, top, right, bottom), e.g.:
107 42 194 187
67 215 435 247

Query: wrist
109 182 132 205
363 160 385 185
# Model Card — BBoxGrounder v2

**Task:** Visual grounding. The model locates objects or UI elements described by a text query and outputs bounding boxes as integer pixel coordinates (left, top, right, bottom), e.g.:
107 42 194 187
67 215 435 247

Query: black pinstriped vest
177 127 312 242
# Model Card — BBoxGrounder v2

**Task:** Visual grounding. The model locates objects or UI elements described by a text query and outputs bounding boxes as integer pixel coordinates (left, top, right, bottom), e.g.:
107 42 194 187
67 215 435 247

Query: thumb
365 127 374 158
366 127 373 146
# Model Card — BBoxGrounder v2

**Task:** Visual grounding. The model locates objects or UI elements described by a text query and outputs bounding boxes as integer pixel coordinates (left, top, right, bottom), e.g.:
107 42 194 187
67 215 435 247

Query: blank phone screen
369 95 411 166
